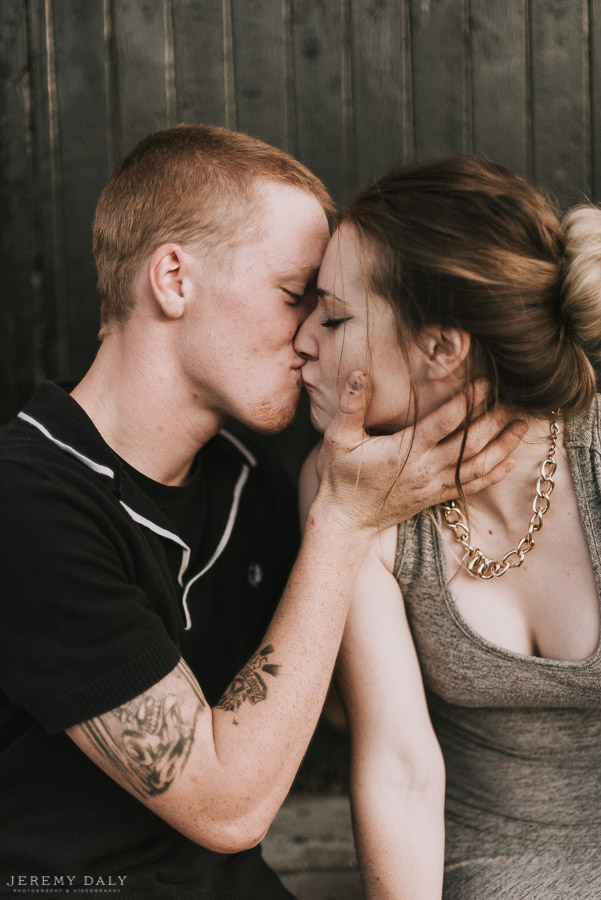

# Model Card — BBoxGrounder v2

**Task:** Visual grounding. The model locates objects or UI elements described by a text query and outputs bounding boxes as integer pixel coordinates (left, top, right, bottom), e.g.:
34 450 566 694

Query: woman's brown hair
340 155 601 418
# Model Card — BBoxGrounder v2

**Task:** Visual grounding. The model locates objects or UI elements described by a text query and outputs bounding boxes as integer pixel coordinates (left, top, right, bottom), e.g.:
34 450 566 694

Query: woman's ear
147 243 187 320
421 325 471 381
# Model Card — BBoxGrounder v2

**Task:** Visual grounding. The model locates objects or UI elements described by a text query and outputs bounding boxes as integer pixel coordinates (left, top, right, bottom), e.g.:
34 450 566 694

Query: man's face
182 182 330 433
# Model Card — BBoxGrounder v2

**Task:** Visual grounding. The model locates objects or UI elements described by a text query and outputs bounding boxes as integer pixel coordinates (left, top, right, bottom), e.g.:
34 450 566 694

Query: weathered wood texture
1 1 41 418
2 0 600 453
470 0 529 176
410 0 471 159
530 0 591 206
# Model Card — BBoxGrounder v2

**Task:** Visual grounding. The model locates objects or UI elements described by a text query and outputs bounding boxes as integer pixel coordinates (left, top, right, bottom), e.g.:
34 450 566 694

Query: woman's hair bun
561 205 601 367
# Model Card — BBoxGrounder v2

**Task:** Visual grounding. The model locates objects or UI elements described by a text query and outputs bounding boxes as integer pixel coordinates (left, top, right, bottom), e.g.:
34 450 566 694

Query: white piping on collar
119 502 191 585
220 429 257 467
17 410 192 583
181 462 250 630
17 412 115 479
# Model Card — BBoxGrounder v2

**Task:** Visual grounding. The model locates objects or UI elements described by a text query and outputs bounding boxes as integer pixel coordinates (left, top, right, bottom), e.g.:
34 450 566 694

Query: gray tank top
394 397 601 899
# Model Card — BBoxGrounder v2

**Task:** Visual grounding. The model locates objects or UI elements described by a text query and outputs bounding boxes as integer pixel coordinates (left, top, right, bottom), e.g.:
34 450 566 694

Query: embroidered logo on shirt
247 562 263 587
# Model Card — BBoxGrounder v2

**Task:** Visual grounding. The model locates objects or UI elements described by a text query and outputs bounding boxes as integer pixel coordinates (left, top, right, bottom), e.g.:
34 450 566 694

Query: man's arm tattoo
217 644 280 712
80 659 205 799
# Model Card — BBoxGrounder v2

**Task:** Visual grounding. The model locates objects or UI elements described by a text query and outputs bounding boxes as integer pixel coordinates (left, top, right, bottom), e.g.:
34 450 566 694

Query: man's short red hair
93 123 333 334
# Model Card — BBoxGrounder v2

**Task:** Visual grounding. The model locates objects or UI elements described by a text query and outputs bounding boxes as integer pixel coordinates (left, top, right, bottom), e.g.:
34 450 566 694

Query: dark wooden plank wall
470 0 529 176
1 1 42 419
530 0 591 205
2 0 601 465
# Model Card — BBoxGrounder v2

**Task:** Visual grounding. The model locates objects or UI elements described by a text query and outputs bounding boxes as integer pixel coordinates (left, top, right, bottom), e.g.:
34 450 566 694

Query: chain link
441 418 560 580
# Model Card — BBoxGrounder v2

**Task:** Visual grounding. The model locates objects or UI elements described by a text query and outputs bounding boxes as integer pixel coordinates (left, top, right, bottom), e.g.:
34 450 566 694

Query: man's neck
71 332 225 486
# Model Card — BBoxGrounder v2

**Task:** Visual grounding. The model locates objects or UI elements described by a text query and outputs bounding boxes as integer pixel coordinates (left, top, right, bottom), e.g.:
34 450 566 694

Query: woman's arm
338 538 445 899
300 447 445 898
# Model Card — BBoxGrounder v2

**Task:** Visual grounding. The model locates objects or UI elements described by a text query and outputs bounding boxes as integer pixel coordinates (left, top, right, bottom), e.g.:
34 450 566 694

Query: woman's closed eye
321 317 354 329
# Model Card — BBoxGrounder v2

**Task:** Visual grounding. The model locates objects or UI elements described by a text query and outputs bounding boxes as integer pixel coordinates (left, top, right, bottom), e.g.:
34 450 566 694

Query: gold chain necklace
441 417 560 580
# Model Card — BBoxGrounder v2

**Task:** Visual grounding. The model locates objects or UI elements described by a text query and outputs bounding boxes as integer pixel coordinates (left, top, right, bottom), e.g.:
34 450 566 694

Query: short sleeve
0 458 181 733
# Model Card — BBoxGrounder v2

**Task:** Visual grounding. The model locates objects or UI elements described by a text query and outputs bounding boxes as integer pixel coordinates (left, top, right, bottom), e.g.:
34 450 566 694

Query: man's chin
244 400 299 435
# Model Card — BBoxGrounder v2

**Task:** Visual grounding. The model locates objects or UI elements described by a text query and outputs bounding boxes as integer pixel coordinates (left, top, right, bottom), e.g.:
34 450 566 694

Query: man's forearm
207 502 374 837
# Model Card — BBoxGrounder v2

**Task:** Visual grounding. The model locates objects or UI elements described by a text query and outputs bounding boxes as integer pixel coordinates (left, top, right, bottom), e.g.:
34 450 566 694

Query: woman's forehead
318 225 368 297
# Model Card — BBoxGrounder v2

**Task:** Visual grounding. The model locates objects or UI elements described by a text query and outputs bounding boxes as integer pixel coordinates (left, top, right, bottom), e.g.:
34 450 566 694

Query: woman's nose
293 315 319 361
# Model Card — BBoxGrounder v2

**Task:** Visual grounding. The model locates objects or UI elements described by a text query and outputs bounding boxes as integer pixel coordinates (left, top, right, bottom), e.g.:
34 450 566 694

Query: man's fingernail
476 378 491 393
348 373 363 393
505 459 515 472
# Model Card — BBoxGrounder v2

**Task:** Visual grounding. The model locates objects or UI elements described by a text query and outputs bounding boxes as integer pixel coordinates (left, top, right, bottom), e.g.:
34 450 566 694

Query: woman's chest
439 485 600 662
397 521 601 710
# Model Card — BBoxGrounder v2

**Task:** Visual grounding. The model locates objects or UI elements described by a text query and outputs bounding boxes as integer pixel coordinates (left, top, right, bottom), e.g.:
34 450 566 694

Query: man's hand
314 371 527 534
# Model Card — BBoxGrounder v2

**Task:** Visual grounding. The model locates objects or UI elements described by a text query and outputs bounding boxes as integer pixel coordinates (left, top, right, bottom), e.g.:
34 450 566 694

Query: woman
295 156 601 899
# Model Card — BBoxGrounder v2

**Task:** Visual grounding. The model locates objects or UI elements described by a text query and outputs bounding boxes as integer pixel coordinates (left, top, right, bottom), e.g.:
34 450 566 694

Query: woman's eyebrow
316 287 345 304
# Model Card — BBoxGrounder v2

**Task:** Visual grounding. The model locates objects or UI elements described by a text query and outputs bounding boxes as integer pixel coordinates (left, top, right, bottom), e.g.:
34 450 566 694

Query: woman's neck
458 413 563 538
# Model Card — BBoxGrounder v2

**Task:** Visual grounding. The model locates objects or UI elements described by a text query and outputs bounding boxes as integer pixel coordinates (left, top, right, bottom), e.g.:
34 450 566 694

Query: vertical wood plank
470 0 529 178
52 0 111 378
231 0 289 149
0 0 41 419
591 0 601 202
530 0 590 208
171 0 226 124
112 0 171 159
340 0 356 197
410 0 471 159
349 0 412 189
27 0 70 384
290 0 346 200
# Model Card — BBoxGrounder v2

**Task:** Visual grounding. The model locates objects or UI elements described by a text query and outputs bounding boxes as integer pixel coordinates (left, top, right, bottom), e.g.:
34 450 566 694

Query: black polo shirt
0 382 299 898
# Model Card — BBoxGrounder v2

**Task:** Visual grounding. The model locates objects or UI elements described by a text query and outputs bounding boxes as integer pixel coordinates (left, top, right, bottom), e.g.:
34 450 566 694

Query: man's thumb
329 370 371 441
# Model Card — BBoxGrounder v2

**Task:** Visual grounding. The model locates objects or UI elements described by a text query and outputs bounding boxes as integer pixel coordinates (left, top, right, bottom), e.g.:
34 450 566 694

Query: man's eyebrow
276 259 320 277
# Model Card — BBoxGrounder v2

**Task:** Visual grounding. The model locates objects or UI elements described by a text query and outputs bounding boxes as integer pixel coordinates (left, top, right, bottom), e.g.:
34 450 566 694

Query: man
0 124 521 898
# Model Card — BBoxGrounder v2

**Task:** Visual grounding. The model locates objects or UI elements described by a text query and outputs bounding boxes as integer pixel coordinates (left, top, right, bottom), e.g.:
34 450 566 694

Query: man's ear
420 325 471 381
147 243 188 320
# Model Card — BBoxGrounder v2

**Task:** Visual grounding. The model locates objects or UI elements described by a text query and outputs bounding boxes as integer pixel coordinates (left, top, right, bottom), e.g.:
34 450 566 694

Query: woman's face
294 224 422 434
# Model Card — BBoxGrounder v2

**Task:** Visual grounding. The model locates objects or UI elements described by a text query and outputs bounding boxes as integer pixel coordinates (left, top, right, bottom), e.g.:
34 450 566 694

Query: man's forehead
271 256 322 279
256 182 329 232
238 181 329 278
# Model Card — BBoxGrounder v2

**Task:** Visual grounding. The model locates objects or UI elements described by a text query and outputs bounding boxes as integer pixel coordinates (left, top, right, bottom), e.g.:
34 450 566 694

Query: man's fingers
324 371 372 447
413 379 490 452
455 420 527 490
436 410 527 474
462 458 516 495
460 408 526 460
